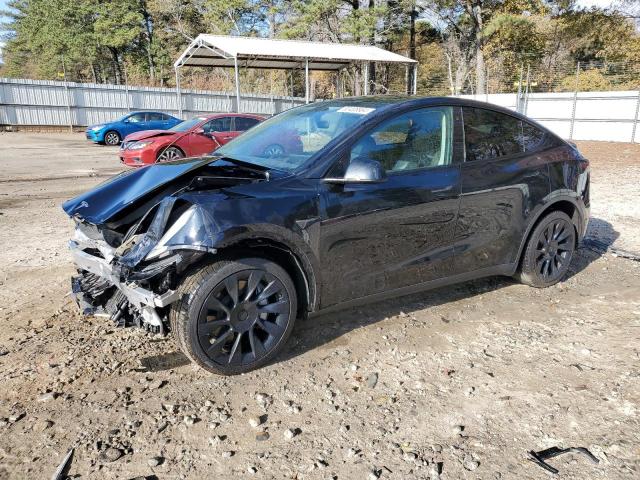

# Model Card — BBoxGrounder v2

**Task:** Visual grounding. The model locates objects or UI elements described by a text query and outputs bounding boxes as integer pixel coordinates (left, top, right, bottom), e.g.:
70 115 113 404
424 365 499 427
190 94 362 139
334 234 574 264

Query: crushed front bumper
69 231 181 334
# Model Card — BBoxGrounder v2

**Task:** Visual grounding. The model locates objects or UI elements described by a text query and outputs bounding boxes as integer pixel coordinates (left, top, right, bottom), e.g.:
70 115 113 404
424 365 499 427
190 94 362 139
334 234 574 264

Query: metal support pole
516 64 523 113
175 68 182 118
234 56 241 112
124 66 131 112
305 58 309 104
569 62 580 140
62 55 73 132
364 62 369 96
632 90 640 143
524 64 531 115
413 64 418 95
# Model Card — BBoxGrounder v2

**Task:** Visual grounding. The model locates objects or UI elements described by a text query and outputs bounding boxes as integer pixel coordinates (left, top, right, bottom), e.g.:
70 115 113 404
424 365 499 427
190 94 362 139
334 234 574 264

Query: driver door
189 117 233 155
318 106 463 307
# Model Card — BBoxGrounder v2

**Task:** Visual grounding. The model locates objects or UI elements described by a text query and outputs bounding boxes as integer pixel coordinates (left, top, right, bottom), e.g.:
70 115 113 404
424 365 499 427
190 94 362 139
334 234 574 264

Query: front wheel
104 130 121 146
518 211 576 288
262 143 285 158
170 258 297 375
157 147 184 162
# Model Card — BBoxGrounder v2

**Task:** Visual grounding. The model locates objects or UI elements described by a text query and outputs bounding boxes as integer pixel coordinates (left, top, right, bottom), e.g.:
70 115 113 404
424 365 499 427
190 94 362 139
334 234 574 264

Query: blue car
85 111 182 146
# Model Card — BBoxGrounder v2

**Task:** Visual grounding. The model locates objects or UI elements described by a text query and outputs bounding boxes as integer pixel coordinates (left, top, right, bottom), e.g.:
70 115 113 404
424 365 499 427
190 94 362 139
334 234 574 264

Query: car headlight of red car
128 140 154 150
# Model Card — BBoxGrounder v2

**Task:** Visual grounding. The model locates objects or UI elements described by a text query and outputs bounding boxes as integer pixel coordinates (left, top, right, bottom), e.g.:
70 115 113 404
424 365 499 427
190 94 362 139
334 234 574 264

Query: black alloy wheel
518 211 576 288
170 258 297 375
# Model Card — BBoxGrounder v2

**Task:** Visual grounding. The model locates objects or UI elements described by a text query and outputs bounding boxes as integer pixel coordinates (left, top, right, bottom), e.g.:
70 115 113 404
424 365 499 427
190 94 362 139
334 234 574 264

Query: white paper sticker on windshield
337 106 375 115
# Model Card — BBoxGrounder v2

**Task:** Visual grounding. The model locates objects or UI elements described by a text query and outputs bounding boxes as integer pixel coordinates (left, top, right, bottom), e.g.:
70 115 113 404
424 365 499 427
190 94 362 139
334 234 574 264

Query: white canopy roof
175 34 417 71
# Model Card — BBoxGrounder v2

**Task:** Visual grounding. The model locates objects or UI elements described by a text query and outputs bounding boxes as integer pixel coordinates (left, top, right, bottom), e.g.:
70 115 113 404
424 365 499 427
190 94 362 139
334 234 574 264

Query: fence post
569 62 580 140
632 90 640 143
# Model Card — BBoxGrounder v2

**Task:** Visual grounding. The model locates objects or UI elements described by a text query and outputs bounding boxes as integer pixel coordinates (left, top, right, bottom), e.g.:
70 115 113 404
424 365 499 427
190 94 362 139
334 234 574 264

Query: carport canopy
174 35 418 111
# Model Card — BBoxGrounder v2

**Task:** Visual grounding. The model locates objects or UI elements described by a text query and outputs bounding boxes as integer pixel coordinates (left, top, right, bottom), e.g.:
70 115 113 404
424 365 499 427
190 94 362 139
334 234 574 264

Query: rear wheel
518 211 576 288
104 130 121 146
170 258 297 375
157 147 184 162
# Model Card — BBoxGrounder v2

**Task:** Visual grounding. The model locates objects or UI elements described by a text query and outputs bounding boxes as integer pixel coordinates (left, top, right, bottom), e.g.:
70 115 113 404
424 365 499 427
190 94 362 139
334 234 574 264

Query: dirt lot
0 132 639 480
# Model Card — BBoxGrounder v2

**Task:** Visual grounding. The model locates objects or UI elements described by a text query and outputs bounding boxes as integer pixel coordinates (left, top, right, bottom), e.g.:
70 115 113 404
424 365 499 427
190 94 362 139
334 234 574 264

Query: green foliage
559 68 612 92
0 0 638 95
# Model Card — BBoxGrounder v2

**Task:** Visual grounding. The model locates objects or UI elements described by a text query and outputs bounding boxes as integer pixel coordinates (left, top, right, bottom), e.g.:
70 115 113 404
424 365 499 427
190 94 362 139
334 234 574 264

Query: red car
120 113 265 166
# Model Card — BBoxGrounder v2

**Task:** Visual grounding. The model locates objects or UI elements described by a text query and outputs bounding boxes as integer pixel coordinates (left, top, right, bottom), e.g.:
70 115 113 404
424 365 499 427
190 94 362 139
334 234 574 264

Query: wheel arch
515 196 583 272
208 234 319 317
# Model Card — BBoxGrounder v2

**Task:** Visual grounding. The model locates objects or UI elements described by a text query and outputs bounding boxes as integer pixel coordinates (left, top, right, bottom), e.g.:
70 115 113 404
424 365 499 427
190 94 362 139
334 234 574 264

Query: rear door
452 107 551 274
146 112 168 130
318 106 463 307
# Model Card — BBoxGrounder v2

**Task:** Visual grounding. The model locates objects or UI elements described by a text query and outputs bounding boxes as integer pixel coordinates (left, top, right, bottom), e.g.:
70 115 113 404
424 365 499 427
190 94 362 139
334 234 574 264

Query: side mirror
194 128 206 135
324 157 387 184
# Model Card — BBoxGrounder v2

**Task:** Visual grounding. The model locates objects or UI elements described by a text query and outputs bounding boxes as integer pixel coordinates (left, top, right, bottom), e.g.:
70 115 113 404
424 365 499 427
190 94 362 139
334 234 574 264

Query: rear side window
235 117 260 131
463 107 522 161
521 121 558 152
146 112 164 121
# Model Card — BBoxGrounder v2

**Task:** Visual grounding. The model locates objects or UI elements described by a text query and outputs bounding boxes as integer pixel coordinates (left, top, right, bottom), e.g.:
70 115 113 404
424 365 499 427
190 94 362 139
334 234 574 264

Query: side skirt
311 263 517 317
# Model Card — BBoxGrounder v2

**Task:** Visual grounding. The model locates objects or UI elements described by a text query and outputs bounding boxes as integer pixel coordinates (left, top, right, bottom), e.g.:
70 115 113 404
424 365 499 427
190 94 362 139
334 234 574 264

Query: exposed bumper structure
68 227 185 334
70 246 179 309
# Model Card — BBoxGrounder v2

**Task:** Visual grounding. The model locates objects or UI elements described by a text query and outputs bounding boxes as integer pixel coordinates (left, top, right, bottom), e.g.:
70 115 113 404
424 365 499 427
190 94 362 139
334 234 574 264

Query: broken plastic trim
118 197 217 267
528 446 599 474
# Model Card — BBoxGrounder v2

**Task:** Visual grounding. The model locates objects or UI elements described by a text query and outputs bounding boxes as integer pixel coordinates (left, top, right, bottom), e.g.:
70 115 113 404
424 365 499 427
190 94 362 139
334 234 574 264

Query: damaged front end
64 157 267 334
69 197 213 334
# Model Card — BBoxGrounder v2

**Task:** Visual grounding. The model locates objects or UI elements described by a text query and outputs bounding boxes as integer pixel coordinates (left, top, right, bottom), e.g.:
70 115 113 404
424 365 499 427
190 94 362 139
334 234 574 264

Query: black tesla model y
63 97 590 374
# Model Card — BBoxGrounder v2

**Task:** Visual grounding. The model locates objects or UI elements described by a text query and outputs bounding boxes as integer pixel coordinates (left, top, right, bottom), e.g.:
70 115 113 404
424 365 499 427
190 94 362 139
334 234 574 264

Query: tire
157 146 184 162
262 143 285 158
169 258 298 375
518 211 576 288
104 130 121 146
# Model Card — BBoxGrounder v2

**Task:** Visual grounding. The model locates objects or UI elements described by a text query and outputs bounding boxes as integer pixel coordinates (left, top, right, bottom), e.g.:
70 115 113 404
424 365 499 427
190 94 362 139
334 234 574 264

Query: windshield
215 102 381 171
169 117 205 132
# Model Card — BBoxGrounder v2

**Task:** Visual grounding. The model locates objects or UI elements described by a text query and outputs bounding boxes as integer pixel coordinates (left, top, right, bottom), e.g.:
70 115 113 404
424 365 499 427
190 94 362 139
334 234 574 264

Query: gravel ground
0 132 639 480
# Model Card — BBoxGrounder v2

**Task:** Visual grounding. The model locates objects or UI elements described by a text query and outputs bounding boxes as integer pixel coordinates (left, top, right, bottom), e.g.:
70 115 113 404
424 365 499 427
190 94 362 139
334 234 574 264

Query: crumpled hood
124 130 178 142
62 157 213 224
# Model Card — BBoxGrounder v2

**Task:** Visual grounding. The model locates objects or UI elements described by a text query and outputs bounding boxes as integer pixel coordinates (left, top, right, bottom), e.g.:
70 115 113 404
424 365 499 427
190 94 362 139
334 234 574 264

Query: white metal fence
0 78 305 128
2 77 640 143
460 90 640 143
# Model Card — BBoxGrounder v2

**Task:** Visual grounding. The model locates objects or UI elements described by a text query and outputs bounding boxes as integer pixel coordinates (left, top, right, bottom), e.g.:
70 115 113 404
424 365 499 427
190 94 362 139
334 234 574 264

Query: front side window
204 117 232 133
127 113 146 123
463 107 523 162
349 106 453 173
